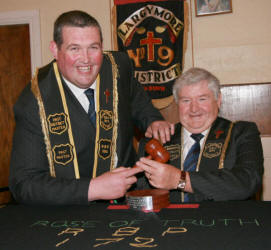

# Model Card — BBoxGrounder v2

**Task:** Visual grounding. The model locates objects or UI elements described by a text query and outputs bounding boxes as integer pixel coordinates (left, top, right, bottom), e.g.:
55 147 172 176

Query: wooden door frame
0 10 42 75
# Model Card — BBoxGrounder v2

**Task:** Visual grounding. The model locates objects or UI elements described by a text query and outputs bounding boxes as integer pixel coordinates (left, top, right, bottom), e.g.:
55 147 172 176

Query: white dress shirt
63 76 96 113
182 127 209 160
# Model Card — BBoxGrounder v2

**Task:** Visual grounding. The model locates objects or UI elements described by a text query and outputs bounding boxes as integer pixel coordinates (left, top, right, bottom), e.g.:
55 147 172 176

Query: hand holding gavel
133 138 170 170
127 139 171 210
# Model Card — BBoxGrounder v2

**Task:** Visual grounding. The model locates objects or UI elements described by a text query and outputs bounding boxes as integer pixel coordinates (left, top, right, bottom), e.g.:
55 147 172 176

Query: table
0 201 271 249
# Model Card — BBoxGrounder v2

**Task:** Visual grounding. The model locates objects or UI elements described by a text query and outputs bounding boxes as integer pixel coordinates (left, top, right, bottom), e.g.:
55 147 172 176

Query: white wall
0 0 113 65
190 0 271 84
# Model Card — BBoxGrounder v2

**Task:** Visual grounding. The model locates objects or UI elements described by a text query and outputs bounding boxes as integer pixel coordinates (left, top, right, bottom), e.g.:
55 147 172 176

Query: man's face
50 26 103 89
177 80 221 133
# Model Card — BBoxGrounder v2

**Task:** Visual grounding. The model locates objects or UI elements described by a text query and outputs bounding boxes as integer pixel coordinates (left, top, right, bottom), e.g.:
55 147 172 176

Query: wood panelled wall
0 24 31 204
160 82 271 136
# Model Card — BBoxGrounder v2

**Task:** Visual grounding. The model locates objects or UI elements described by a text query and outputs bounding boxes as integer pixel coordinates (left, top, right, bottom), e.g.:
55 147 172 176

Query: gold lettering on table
112 227 140 236
56 228 84 247
57 227 84 236
129 237 157 248
93 238 124 248
161 227 187 236
56 238 69 247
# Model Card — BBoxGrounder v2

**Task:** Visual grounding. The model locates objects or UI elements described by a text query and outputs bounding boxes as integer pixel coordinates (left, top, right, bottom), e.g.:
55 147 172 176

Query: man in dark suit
136 67 264 203
9 10 174 205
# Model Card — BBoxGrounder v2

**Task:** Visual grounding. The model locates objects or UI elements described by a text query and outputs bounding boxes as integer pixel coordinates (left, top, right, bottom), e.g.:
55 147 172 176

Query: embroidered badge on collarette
203 143 223 158
100 110 113 130
47 113 68 135
164 144 181 161
52 143 73 165
98 139 112 160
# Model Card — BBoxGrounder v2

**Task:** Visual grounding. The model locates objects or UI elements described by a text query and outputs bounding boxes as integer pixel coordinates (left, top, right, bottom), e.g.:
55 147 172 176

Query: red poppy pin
215 130 224 139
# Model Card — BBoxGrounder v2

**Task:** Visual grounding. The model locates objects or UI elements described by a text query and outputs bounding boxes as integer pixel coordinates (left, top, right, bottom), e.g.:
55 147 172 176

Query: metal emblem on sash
165 144 181 161
98 139 112 160
203 143 223 158
52 143 73 165
100 110 113 130
47 113 68 135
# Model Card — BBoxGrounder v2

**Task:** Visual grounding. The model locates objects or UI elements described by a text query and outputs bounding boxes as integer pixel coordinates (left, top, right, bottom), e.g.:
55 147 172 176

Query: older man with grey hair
136 67 264 203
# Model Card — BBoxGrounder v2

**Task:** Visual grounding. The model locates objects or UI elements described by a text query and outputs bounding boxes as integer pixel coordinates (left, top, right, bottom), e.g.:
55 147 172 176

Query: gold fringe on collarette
104 52 119 171
196 129 210 172
53 62 80 179
92 75 100 178
218 122 234 169
31 69 56 177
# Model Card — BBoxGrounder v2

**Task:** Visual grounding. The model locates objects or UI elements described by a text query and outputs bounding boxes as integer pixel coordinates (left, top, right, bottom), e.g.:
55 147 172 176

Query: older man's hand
145 121 174 144
136 157 180 190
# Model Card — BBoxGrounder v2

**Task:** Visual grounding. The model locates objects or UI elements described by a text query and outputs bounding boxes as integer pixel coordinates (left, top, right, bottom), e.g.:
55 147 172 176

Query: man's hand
145 121 174 144
88 167 143 201
136 157 193 192
135 157 180 190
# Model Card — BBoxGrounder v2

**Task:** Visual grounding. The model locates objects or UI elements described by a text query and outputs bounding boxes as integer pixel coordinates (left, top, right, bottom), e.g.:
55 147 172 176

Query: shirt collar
62 75 96 99
183 127 209 143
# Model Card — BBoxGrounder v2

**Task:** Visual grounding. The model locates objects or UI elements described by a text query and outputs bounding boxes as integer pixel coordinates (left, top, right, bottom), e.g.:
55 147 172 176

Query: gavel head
145 138 170 163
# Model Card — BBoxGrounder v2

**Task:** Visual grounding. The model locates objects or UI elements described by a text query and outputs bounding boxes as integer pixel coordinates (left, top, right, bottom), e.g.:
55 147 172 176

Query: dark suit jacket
137 117 264 203
9 51 163 205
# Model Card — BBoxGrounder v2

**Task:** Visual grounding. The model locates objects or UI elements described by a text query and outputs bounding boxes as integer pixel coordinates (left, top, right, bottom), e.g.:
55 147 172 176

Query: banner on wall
114 0 184 109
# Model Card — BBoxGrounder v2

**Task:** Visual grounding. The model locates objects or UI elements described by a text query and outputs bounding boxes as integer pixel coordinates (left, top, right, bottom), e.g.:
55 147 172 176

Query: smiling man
9 10 174 205
136 67 264 203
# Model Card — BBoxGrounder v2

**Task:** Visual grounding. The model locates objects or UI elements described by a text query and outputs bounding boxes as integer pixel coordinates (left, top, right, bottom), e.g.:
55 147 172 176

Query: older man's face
177 80 221 133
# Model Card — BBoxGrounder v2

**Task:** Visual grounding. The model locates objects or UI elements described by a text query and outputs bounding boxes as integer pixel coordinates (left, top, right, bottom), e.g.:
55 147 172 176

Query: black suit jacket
137 117 264 203
9 51 163 205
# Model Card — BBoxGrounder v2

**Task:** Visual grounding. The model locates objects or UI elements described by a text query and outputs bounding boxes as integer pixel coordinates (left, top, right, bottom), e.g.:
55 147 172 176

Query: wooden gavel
128 138 170 210
144 138 170 163
133 138 170 170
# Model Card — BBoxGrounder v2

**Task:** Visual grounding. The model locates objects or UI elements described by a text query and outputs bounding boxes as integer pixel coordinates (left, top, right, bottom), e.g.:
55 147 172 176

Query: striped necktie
84 88 96 127
183 133 203 202
184 133 204 172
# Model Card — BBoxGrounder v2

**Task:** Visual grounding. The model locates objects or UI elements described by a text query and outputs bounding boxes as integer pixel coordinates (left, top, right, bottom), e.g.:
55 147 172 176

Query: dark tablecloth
0 201 270 249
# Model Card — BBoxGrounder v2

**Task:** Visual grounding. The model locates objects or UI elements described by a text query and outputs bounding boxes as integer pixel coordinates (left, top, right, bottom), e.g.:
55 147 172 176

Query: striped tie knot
191 133 204 143
85 88 94 98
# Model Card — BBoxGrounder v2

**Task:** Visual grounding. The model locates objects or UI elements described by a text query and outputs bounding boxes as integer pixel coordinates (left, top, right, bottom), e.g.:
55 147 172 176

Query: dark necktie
183 133 203 202
84 88 96 127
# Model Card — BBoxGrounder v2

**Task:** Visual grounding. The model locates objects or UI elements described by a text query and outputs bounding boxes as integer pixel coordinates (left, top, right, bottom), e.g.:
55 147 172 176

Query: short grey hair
173 67 221 102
